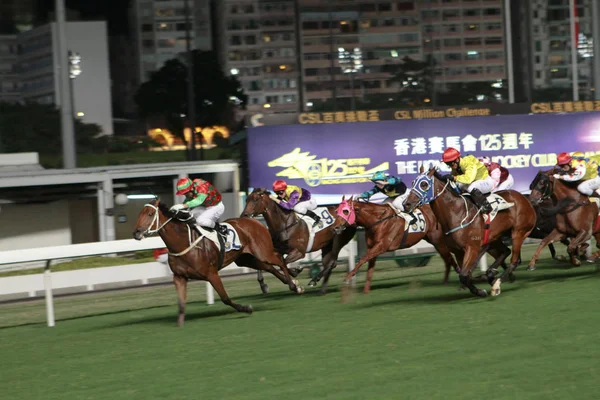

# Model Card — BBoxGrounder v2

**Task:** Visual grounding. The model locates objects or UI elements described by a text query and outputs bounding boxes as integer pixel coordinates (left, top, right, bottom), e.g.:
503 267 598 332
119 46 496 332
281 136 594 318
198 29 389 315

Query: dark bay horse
527 170 600 269
241 188 357 294
404 168 536 297
333 197 460 294
526 194 572 262
133 199 303 327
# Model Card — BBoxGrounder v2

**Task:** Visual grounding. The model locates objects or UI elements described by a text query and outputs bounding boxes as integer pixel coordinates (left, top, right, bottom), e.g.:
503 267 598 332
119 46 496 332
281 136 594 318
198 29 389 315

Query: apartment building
0 35 20 103
130 0 213 82
17 21 113 134
527 0 593 94
216 0 508 113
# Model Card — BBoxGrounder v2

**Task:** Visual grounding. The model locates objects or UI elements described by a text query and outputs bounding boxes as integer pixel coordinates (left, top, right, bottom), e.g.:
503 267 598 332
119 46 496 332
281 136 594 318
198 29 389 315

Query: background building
130 0 213 83
17 21 113 134
0 35 20 103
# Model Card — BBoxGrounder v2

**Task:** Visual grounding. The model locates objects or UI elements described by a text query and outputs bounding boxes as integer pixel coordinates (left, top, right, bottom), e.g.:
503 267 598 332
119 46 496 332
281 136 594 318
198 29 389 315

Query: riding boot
305 210 321 227
471 189 493 214
215 222 228 236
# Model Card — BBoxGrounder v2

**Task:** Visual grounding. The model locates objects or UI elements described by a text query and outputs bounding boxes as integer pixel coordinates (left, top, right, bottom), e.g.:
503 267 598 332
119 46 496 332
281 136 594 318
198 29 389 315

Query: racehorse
133 199 303 327
333 197 460 294
404 167 536 297
527 170 600 270
241 188 357 295
525 194 572 262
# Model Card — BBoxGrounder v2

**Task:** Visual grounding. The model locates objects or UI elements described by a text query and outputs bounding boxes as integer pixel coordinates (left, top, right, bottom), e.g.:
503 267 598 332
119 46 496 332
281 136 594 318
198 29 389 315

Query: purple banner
248 112 600 196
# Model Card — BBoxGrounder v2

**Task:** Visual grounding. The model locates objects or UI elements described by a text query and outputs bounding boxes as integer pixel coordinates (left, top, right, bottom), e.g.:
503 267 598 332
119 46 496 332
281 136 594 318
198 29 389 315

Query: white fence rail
0 237 359 328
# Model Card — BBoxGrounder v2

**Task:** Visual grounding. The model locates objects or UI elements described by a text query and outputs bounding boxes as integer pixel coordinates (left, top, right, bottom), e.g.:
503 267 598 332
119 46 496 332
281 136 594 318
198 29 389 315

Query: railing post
44 260 55 327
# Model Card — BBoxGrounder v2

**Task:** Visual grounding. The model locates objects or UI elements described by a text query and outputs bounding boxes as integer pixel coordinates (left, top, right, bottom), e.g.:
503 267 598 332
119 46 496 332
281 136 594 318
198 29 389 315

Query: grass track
1 243 599 400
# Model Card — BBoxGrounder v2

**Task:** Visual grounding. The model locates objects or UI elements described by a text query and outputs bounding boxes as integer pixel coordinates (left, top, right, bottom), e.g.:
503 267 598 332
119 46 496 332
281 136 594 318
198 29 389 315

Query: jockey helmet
176 177 194 195
370 171 389 183
479 156 491 165
572 151 585 160
273 180 287 192
442 147 461 163
556 152 572 166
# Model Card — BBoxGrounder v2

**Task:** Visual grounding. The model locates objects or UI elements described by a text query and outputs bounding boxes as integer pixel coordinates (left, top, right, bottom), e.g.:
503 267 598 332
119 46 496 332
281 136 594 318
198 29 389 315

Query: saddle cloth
196 223 242 252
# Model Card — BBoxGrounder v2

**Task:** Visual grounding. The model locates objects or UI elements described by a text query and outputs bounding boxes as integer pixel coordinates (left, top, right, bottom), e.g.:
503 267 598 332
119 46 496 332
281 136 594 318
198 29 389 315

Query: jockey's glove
441 174 455 182
170 204 186 212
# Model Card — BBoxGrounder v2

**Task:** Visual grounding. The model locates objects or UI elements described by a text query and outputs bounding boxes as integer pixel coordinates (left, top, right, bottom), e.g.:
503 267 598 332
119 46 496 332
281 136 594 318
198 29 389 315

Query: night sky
37 0 132 36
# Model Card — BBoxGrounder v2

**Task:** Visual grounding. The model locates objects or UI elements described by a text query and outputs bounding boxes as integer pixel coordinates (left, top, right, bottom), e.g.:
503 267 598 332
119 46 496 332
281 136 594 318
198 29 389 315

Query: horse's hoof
477 289 488 298
508 273 516 283
527 265 536 271
308 280 316 287
246 305 254 314
260 285 269 295
573 260 582 267
491 288 501 296
296 286 305 294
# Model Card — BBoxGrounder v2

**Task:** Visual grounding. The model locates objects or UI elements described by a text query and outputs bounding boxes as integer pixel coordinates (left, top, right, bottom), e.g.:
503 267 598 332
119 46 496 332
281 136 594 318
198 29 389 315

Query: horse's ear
419 164 425 174
428 167 436 176
341 195 346 202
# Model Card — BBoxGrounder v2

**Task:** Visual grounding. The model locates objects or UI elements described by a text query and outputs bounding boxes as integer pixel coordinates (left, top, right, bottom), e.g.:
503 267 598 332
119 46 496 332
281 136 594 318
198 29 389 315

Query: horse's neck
432 183 474 227
265 201 295 232
355 204 390 227
553 179 584 201
156 214 196 251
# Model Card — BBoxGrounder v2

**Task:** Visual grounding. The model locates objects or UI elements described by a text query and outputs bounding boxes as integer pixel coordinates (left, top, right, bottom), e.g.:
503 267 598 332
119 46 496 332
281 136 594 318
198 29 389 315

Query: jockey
272 180 321 227
554 152 600 196
479 156 514 192
169 177 228 236
442 147 495 213
359 171 408 211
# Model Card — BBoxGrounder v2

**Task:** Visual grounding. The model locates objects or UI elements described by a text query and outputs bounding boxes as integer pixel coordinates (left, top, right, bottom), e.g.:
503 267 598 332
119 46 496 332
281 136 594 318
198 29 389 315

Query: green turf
1 243 599 400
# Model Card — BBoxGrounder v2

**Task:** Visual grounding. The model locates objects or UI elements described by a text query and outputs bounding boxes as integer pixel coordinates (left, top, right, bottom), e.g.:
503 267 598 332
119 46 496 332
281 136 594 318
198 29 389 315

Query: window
485 37 503 45
155 8 175 17
484 8 501 16
359 3 377 12
142 39 154 49
466 51 481 60
245 35 256 45
535 71 542 79
465 37 482 45
550 68 568 78
485 51 503 59
157 39 175 48
464 9 480 17
156 22 173 31
535 41 541 51
230 36 241 45
535 55 541 64
142 23 153 32
444 53 462 61
486 66 504 74
378 3 392 12
397 1 414 11
266 95 279 103
303 22 319 30
444 38 461 47
464 24 480 32
486 23 502 31
443 10 460 19
282 94 297 103
443 24 460 33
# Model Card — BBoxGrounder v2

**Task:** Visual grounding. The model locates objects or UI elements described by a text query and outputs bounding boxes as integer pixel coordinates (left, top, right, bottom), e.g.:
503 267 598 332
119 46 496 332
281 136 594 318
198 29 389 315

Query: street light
68 51 82 119
338 47 363 111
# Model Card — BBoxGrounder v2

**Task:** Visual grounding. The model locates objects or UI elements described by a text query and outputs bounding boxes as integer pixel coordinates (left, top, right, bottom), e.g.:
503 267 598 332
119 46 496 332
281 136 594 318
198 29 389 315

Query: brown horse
333 197 460 294
527 170 600 269
241 188 357 295
133 199 303 327
404 168 536 297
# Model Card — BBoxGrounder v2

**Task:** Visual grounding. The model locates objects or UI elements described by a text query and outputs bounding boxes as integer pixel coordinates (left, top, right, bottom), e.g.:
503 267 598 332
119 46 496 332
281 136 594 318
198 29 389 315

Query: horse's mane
150 199 196 227
432 170 461 197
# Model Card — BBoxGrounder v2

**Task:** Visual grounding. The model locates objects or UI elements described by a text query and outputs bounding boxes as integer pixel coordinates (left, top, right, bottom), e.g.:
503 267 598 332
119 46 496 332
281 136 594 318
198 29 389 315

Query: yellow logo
267 148 389 187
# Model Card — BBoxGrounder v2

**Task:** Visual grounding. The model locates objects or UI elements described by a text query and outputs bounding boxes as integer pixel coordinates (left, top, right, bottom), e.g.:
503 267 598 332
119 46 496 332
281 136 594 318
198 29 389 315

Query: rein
142 203 205 257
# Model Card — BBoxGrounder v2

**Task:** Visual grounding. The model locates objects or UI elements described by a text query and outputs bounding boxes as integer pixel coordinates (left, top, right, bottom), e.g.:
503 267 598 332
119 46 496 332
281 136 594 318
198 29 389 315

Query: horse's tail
539 197 575 216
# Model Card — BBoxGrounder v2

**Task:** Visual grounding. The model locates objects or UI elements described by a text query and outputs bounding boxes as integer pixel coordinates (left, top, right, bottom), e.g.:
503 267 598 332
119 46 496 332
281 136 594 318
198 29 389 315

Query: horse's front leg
343 242 388 284
566 229 592 267
363 258 377 294
459 246 488 298
527 229 565 271
256 270 269 294
173 275 188 327
284 249 306 277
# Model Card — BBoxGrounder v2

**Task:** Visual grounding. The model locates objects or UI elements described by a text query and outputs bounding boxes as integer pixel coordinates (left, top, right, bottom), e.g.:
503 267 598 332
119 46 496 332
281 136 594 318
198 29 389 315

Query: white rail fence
0 237 359 328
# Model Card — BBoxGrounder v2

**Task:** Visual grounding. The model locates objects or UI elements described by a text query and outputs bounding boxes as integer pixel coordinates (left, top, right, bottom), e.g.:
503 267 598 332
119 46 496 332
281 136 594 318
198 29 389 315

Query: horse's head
529 170 554 205
333 195 356 234
241 188 271 218
133 198 166 240
404 167 438 212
